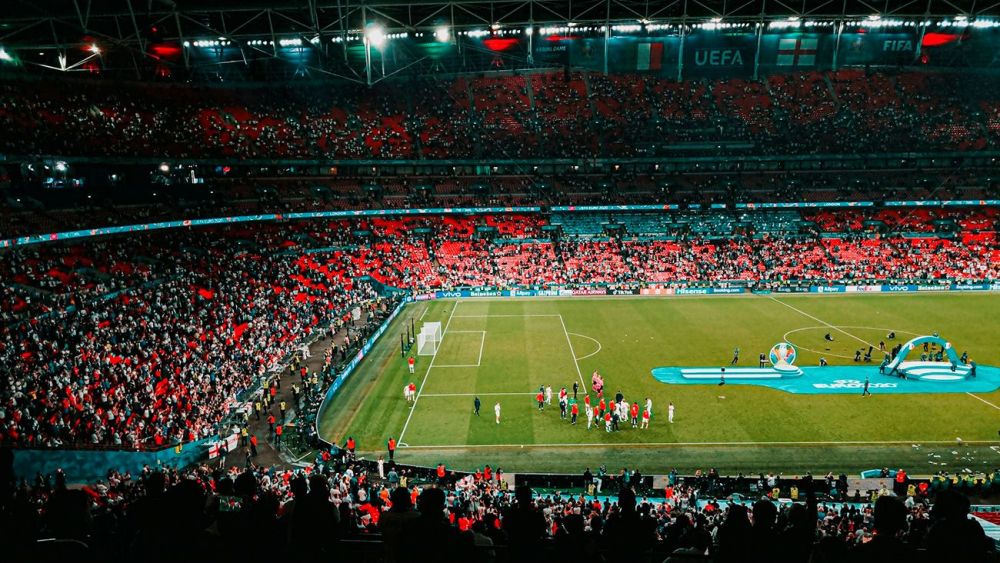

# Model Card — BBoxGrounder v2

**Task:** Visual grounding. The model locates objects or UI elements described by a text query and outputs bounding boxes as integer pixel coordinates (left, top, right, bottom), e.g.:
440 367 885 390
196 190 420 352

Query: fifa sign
882 40 913 52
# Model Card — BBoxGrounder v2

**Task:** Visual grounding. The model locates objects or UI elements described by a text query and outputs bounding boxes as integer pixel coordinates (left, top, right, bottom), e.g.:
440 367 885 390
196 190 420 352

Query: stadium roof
2 0 999 80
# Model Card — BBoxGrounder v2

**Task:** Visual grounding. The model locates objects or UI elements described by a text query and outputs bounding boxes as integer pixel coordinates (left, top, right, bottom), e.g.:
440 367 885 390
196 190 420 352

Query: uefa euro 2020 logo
769 342 797 368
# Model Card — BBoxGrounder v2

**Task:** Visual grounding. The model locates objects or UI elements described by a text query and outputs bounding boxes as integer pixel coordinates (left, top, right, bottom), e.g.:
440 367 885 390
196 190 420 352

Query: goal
416 322 443 356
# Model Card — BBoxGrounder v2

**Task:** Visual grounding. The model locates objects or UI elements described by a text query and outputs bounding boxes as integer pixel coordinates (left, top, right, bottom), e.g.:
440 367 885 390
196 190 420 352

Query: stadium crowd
1 452 996 563
2 69 1000 160
0 226 379 449
1 208 997 450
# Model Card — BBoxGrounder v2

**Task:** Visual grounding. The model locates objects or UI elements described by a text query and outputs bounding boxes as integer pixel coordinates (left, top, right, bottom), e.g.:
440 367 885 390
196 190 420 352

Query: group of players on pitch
402 364 675 429
530 370 674 431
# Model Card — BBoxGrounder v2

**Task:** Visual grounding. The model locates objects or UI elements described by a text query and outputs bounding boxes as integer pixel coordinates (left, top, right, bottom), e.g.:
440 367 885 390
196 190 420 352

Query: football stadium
2 0 1000 560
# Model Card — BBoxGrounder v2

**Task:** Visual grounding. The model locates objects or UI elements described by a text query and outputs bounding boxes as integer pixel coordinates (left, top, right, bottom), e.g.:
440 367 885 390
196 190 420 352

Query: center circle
783 326 921 362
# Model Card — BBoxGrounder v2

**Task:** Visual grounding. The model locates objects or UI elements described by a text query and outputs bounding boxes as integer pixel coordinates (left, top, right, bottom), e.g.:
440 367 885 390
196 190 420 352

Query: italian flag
637 42 664 71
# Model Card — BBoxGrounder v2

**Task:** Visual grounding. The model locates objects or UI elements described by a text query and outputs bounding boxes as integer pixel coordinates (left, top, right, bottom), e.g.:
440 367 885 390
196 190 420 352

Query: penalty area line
400 439 1000 450
398 302 458 444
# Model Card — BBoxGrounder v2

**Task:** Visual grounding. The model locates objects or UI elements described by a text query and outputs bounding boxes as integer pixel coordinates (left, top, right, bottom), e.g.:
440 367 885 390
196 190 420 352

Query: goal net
417 322 443 356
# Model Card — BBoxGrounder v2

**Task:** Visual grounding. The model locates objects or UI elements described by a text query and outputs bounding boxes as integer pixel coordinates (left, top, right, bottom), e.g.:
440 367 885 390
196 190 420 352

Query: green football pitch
317 293 1000 475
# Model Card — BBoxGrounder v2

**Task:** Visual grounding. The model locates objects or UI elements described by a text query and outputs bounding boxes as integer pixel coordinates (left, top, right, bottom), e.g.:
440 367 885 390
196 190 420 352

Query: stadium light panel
366 25 386 48
88 44 101 55
0 48 12 62
435 26 450 42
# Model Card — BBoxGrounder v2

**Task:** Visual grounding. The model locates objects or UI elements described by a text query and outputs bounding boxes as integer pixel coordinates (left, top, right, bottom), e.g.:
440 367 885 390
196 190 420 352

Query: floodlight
0 48 11 62
88 43 101 54
159 163 170 173
435 26 450 42
366 25 386 48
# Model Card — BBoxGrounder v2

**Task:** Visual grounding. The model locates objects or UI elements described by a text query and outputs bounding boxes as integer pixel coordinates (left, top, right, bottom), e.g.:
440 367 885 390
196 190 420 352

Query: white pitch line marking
452 314 562 318
398 302 458 443
558 314 588 393
568 332 602 360
767 296 878 349
782 325 920 360
768 298 994 413
477 330 486 366
966 392 1000 411
399 439 1000 449
421 392 536 397
418 306 429 320
434 364 481 368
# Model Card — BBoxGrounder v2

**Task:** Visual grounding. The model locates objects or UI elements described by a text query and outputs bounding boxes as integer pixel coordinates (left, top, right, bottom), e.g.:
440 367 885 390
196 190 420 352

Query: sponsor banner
737 201 874 209
641 287 675 296
468 290 504 298
571 288 609 296
640 286 744 296
227 281 1000 328
534 289 562 297
838 31 919 66
845 284 883 293
610 288 640 296
711 287 744 294
885 200 1000 207
810 286 846 293
3 206 543 248
286 206 541 219
950 283 992 291
550 204 679 212
915 285 950 292
675 288 710 295
683 31 756 77
775 286 807 293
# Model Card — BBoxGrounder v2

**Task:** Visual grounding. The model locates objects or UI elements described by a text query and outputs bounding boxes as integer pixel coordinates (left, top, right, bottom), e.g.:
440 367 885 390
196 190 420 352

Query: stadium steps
581 72 607 154
823 74 840 106
525 74 536 111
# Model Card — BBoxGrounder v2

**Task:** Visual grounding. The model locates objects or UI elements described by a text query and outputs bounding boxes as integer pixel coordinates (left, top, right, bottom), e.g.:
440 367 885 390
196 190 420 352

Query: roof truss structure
1 0 998 80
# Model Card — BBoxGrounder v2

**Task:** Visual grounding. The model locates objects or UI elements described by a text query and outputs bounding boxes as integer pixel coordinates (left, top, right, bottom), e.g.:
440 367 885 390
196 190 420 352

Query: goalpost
416 322 443 356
